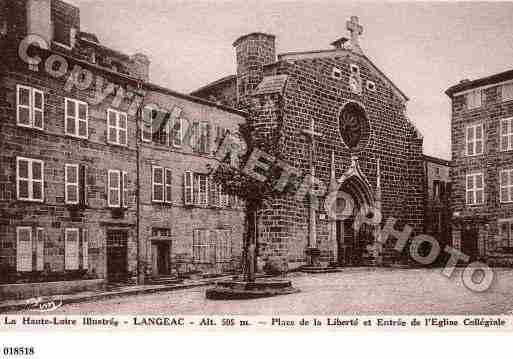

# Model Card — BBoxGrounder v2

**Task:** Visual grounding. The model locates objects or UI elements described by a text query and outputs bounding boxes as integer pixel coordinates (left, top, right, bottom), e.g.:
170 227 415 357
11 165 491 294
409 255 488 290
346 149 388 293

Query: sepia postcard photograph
1 1 513 350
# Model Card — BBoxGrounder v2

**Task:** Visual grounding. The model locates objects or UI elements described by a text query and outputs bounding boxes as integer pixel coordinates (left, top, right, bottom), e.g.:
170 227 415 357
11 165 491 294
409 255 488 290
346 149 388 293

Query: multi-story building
423 155 451 262
0 0 245 293
446 69 513 265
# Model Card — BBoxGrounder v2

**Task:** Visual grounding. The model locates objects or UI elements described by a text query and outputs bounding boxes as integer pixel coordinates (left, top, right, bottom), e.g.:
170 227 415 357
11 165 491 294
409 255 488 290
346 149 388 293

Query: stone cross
346 16 363 49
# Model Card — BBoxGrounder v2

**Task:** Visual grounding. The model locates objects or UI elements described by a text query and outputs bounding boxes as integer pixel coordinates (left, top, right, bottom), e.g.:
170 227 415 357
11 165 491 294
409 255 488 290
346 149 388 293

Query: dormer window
332 67 342 80
366 80 376 92
53 17 76 49
350 63 360 76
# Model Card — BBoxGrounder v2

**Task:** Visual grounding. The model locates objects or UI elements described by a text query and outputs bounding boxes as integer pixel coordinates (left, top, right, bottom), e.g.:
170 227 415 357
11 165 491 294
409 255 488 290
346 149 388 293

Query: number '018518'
3 347 35 356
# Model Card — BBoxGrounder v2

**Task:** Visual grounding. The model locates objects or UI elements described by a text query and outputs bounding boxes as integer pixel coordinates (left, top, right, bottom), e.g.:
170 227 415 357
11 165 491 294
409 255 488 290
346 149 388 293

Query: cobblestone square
19 268 513 315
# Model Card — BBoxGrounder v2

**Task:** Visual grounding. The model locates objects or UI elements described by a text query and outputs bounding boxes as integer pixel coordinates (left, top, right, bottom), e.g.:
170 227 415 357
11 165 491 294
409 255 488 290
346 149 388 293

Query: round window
338 102 370 151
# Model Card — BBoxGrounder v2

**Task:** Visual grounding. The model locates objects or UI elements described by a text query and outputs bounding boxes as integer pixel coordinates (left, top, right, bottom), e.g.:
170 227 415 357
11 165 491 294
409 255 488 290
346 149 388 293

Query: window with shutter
65 228 79 270
122 171 128 208
183 172 193 205
16 227 32 272
16 85 44 129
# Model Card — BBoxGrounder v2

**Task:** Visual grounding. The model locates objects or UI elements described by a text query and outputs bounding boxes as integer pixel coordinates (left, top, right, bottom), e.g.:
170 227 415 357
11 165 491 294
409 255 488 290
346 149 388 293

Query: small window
332 67 342 80
466 172 484 205
65 98 88 139
16 227 32 272
366 80 376 92
16 85 44 130
350 63 360 76
466 89 482 110
466 123 484 156
17 157 44 202
107 109 128 146
500 169 513 203
502 83 513 102
500 117 513 152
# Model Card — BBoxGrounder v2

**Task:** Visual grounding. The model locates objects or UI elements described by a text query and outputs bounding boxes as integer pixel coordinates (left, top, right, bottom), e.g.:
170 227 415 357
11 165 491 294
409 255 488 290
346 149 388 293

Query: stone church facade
192 18 426 268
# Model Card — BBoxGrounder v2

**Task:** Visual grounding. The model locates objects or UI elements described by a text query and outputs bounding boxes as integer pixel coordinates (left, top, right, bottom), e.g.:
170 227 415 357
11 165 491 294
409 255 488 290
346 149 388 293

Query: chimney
130 53 150 82
26 0 52 44
330 37 349 50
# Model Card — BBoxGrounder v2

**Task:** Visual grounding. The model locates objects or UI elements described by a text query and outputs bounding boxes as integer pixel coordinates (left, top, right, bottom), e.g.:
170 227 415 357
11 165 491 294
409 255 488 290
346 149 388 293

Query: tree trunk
244 201 258 282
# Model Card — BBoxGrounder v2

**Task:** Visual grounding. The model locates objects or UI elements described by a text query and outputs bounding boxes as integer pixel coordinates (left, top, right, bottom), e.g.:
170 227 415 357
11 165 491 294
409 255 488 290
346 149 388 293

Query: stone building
423 155 451 262
192 18 426 268
446 69 513 265
0 0 245 292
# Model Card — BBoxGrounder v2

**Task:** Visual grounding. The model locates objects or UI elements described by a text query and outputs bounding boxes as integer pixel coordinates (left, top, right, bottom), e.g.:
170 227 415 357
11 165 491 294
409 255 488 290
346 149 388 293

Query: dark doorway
336 218 361 266
461 225 479 260
156 242 171 276
107 230 128 282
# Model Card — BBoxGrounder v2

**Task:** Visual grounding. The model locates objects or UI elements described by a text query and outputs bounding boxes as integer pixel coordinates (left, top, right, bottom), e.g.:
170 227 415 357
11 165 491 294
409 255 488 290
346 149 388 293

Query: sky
68 1 513 160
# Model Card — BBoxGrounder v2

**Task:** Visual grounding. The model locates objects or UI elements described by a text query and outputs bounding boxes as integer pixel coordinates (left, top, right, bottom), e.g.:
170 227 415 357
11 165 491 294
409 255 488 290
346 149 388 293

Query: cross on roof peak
346 16 363 49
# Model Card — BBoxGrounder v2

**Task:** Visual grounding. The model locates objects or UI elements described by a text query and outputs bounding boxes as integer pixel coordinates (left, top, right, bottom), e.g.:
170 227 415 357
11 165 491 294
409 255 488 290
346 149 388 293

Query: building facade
447 69 513 265
193 22 426 268
423 155 451 263
0 0 245 289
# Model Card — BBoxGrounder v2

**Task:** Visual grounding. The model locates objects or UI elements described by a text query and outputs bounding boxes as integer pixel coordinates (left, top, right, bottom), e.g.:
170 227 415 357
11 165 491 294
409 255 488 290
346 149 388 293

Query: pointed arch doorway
332 157 377 266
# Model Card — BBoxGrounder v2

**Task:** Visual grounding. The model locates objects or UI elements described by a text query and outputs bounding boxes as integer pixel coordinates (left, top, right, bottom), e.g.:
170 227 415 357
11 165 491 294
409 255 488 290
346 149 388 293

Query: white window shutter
65 229 80 270
16 227 32 272
183 171 193 205
82 229 88 270
36 228 44 271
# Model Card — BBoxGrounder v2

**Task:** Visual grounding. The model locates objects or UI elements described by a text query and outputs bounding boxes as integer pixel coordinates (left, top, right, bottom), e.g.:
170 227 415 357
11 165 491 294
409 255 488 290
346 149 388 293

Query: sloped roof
445 69 513 97
190 74 236 96
253 75 288 95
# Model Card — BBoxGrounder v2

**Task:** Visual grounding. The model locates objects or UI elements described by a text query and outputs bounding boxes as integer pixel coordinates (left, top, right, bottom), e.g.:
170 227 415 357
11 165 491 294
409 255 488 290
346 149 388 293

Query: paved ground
9 268 513 315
